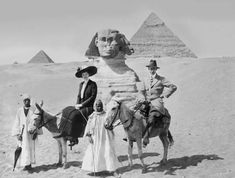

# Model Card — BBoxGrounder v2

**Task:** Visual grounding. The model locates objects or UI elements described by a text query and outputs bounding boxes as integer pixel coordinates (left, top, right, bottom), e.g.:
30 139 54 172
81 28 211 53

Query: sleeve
81 82 97 107
11 109 21 136
162 77 177 98
83 114 95 137
76 82 82 104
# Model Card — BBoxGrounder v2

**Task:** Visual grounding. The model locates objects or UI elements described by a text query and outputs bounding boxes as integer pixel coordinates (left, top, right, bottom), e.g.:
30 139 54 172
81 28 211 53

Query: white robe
82 111 120 172
12 106 40 167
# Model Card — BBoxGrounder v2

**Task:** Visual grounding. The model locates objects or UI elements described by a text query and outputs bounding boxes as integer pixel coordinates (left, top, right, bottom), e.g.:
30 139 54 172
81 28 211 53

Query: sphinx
85 29 140 98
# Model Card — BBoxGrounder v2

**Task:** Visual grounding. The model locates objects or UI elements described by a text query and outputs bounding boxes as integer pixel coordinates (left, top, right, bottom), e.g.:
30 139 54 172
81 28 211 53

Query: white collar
83 79 90 83
150 72 157 79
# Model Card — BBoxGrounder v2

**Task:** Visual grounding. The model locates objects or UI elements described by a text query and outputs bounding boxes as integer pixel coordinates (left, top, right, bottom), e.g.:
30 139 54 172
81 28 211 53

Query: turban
22 93 31 100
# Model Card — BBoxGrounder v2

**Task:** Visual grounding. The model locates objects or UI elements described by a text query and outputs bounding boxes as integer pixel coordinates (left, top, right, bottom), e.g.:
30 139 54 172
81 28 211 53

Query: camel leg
56 139 63 166
159 133 169 165
61 138 68 169
136 138 147 173
127 140 133 168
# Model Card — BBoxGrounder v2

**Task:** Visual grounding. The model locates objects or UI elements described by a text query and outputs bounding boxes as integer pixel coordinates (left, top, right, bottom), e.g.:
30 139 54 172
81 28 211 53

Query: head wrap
85 29 134 58
22 93 31 101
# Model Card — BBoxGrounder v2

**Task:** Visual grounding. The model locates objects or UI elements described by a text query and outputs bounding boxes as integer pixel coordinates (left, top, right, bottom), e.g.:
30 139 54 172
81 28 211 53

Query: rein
109 101 122 129
34 110 56 130
111 100 144 130
77 109 88 122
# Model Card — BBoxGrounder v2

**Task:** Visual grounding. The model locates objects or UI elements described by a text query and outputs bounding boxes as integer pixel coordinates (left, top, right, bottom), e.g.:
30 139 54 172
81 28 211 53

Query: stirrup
68 142 76 147
68 139 78 146
123 138 128 142
143 138 149 148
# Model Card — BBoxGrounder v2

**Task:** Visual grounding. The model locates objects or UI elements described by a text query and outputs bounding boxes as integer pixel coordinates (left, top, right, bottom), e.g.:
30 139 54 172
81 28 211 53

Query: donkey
31 103 69 169
104 99 173 173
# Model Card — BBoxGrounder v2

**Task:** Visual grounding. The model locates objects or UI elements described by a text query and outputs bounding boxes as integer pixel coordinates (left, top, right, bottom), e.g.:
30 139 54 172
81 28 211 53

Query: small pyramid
28 50 54 63
130 12 197 58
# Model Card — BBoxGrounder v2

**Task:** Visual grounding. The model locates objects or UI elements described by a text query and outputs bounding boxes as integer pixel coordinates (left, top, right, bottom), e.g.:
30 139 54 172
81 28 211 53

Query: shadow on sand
86 153 160 177
118 154 223 175
117 152 160 174
28 161 82 173
87 171 114 177
118 152 160 162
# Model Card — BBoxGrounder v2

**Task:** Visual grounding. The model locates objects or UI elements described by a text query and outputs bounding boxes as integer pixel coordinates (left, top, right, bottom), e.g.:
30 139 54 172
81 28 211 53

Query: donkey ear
39 100 43 107
35 102 42 112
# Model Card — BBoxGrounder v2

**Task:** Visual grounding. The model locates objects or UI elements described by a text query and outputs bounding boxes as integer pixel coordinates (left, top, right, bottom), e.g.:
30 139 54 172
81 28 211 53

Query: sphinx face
95 30 120 59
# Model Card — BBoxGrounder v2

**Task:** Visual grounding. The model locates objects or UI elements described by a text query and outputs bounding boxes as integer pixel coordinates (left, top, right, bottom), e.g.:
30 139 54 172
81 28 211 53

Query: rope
36 111 57 130
77 109 88 122
112 101 144 129
91 141 96 176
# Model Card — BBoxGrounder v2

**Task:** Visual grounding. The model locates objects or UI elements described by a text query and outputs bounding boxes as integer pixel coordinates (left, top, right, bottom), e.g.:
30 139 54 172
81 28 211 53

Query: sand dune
0 57 234 178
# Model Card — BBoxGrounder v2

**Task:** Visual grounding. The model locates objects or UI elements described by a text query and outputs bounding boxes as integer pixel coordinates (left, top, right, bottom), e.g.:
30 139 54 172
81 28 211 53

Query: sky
0 0 235 65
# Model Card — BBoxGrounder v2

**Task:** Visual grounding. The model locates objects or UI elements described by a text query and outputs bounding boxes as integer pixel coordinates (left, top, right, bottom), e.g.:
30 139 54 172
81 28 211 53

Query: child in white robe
82 99 120 177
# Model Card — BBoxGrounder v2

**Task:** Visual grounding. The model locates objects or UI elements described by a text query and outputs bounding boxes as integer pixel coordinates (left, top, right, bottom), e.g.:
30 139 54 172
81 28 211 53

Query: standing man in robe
12 94 42 171
82 99 120 178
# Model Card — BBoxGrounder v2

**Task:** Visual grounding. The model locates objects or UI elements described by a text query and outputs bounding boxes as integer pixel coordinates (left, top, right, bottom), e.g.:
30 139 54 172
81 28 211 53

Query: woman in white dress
82 99 120 177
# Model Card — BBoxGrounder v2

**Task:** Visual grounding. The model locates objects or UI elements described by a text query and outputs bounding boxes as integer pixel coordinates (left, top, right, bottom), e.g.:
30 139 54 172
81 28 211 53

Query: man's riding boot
143 131 150 147
53 132 66 138
68 138 79 147
142 122 151 137
143 123 152 147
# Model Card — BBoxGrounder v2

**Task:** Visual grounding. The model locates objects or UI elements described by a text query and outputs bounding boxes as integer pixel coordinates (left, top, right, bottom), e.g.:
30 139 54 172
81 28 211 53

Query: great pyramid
28 50 54 63
130 12 197 58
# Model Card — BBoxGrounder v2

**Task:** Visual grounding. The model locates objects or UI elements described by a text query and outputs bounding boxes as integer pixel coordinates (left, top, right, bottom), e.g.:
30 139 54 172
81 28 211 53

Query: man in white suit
143 60 177 147
82 99 120 177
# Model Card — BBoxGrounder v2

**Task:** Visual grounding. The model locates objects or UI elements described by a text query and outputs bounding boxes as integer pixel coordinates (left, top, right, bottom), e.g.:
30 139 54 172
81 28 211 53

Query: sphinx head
85 29 134 59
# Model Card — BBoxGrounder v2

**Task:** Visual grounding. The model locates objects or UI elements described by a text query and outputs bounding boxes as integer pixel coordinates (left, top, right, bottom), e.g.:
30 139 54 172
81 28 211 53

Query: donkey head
104 99 121 130
28 101 44 134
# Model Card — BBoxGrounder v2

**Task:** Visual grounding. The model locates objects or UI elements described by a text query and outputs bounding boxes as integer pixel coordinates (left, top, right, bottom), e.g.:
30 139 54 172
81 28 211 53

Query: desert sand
0 57 234 178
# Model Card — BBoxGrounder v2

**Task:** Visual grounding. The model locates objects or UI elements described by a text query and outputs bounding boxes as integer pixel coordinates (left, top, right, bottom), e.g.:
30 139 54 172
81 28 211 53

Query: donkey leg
61 138 68 169
56 139 63 166
127 140 133 168
159 133 169 165
168 130 174 147
136 138 147 173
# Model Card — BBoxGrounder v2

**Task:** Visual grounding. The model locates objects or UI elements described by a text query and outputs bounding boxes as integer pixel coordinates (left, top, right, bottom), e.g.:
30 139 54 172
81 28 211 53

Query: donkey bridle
110 101 134 130
34 110 55 130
